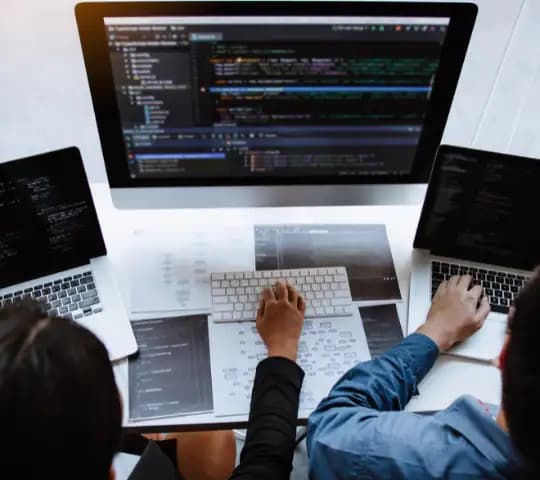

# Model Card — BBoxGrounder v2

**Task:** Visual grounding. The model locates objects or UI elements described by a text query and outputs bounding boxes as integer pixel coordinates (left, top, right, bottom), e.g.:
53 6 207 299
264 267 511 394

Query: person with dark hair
0 280 306 480
502 270 540 479
308 273 537 479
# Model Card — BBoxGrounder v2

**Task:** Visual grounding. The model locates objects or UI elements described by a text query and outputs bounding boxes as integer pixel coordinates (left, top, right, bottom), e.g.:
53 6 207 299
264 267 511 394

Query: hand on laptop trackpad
447 319 506 362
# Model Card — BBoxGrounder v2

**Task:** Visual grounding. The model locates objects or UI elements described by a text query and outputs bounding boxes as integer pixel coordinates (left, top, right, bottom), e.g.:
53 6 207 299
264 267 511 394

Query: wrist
416 323 452 352
267 341 299 362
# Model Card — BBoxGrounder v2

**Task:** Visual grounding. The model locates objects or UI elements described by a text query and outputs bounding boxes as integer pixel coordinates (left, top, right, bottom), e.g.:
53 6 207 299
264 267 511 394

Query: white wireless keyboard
210 266 353 323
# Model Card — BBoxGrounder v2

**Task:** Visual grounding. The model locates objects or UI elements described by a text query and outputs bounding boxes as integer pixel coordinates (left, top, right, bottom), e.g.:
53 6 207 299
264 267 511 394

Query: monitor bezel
76 1 477 189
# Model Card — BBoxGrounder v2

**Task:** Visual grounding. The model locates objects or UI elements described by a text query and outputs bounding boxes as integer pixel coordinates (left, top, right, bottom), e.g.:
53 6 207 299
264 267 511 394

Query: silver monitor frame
111 184 427 209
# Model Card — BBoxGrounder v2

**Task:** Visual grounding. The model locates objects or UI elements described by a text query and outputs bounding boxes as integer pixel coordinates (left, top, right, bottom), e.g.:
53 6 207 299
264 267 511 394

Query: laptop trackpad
447 318 506 362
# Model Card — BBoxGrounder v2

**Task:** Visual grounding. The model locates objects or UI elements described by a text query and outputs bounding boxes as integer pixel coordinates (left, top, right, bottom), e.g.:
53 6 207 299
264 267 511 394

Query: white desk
90 183 501 431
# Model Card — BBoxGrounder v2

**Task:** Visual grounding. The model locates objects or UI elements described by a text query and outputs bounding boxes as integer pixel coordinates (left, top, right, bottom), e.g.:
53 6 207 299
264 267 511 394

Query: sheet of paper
128 314 213 421
130 227 254 313
209 309 370 417
254 224 402 302
359 304 404 358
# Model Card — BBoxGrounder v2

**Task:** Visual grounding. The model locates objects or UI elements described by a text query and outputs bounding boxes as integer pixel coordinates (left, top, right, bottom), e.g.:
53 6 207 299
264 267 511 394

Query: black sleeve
229 357 305 480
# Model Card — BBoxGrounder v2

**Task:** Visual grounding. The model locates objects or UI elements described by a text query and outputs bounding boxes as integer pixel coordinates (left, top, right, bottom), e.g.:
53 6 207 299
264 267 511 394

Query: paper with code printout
130 227 253 313
209 308 370 417
359 304 404 358
129 314 213 421
254 224 401 303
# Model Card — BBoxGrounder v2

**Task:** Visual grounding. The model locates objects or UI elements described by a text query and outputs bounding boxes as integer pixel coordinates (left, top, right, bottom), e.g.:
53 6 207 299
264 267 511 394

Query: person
0 280 306 480
308 272 539 479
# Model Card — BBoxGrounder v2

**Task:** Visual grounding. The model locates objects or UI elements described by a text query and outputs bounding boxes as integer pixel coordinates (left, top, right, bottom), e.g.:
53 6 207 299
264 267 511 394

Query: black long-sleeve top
229 357 305 480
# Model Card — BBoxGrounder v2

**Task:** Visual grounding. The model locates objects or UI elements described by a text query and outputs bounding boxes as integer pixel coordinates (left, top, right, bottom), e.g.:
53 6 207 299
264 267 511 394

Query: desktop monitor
76 2 477 208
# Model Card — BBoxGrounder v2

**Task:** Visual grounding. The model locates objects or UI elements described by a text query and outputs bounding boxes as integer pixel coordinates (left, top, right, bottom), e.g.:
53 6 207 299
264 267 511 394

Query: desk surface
89 183 501 431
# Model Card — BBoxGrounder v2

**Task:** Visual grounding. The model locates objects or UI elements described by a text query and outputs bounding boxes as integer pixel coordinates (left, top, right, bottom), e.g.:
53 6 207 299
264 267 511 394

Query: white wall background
0 0 538 183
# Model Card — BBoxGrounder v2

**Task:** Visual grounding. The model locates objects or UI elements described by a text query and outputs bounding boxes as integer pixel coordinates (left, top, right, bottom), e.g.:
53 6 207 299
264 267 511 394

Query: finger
448 275 460 288
286 282 299 305
297 295 306 313
435 280 448 296
468 284 484 303
274 281 288 301
256 304 264 323
457 275 473 289
474 296 491 326
262 287 275 302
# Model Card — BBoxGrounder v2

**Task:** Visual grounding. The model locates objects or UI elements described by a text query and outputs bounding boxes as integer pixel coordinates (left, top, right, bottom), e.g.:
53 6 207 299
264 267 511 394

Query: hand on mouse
417 275 491 351
256 281 306 362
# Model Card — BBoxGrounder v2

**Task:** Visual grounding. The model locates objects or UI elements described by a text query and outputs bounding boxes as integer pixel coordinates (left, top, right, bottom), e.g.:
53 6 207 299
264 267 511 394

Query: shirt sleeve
229 356 305 480
307 333 439 479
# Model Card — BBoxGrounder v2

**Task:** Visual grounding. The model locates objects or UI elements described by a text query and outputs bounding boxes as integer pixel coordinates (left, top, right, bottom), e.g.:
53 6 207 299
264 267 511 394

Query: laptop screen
414 145 540 271
0 148 106 288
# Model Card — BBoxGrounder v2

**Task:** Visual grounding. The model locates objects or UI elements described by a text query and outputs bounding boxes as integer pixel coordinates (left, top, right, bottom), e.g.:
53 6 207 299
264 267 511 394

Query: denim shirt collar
434 395 523 474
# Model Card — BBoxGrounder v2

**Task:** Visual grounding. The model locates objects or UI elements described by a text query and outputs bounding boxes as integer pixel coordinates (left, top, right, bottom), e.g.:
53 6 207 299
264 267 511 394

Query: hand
417 275 490 351
256 281 306 362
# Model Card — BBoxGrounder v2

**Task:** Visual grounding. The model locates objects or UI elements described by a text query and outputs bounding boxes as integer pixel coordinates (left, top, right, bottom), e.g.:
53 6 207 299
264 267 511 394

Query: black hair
0 301 121 480
503 270 540 479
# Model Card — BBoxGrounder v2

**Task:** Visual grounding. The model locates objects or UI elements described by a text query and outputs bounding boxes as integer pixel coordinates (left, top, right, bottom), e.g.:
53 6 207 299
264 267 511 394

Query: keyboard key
78 298 99 309
53 280 62 285
81 290 97 300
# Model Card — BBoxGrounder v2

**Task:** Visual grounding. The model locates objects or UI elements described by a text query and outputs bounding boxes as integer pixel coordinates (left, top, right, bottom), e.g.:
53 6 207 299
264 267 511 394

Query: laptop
0 147 137 361
408 145 540 361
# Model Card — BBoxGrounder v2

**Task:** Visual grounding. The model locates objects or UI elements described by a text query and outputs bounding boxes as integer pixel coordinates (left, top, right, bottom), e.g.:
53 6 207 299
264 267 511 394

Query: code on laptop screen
0 148 106 288
414 146 540 271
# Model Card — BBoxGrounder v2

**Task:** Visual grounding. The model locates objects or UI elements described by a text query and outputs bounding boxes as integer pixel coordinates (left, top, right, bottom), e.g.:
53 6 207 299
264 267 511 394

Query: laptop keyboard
0 271 103 320
431 261 530 314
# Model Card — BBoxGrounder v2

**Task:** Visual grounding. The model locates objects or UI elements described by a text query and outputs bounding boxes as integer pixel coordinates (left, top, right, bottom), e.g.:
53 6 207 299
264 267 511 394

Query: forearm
315 333 439 413
229 357 304 480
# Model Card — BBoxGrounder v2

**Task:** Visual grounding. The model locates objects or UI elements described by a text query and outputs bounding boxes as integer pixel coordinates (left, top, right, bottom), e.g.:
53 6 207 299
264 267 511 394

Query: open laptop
0 147 137 361
408 145 540 361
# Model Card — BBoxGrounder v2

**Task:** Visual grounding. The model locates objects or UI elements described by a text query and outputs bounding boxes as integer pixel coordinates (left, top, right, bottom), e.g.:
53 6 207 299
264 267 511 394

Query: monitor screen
414 145 540 271
104 16 449 180
0 148 106 288
77 2 477 191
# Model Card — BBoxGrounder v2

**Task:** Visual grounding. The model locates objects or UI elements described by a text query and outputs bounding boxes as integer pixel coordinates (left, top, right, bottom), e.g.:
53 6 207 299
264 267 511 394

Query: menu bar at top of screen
105 16 450 26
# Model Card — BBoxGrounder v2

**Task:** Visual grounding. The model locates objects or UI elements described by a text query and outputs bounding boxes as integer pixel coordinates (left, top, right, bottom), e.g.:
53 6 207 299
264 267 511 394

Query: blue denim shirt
307 333 523 479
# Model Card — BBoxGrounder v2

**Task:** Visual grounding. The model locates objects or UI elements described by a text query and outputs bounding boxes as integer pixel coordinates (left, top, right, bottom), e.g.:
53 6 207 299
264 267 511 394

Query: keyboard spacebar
212 305 354 323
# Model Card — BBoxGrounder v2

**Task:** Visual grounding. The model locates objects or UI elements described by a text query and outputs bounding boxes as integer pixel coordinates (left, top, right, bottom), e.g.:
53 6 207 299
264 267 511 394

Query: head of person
0 301 121 480
500 269 540 478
